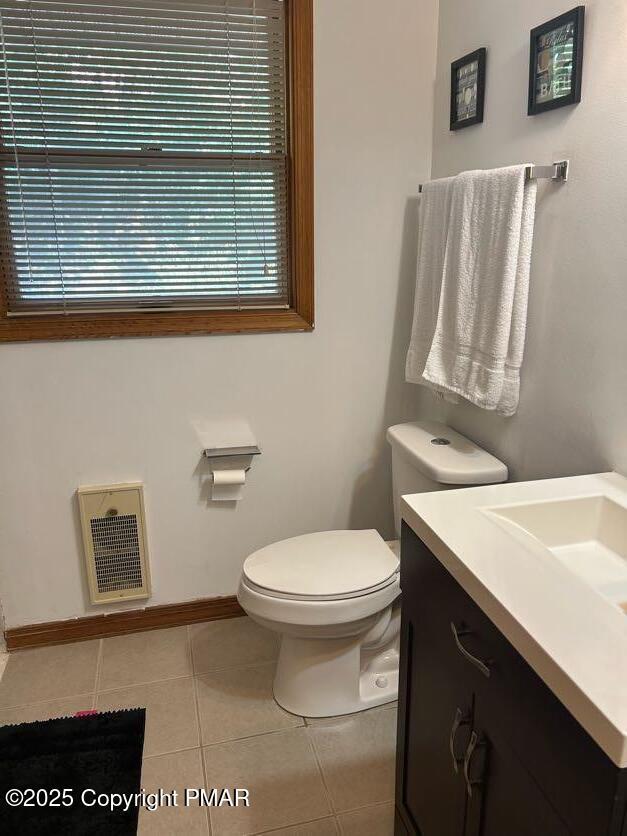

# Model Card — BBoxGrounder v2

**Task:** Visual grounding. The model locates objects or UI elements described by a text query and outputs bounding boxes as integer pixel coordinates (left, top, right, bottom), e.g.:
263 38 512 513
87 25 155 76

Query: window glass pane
3 160 288 307
0 0 289 311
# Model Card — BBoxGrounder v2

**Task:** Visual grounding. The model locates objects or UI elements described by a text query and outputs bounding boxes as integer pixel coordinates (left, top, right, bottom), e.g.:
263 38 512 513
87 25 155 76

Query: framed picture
450 48 486 130
528 6 585 115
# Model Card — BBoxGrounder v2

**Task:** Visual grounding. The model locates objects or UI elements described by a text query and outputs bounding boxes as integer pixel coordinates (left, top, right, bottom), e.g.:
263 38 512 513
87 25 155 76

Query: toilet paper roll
212 468 246 501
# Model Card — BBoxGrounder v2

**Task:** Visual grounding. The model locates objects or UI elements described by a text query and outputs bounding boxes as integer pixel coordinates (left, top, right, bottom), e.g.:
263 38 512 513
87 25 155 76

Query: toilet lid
242 530 400 599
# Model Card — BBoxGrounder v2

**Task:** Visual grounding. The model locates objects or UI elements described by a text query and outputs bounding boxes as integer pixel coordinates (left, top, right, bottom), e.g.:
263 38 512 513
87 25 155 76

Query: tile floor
0 616 396 835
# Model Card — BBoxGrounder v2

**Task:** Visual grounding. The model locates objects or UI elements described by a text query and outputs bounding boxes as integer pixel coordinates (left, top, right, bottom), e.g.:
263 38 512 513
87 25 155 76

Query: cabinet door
464 705 570 836
396 524 470 836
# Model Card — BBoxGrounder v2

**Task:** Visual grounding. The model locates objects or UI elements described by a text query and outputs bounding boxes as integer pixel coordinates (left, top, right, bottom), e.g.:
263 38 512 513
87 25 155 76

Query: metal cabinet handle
463 731 487 798
450 622 491 678
449 707 471 773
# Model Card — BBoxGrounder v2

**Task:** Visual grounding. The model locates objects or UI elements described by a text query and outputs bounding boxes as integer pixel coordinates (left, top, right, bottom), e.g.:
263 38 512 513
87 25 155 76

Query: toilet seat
242 529 399 602
238 571 401 629
242 573 399 602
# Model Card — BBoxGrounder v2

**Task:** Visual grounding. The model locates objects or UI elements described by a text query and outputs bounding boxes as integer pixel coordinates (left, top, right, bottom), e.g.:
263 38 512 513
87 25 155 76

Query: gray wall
424 0 627 481
0 0 439 628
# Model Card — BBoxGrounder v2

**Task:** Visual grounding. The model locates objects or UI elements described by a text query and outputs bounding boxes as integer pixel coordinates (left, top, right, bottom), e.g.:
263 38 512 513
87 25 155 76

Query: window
0 0 312 340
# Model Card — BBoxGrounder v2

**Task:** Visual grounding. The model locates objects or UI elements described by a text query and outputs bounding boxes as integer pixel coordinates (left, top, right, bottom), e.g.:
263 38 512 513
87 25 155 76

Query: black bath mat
0 708 145 835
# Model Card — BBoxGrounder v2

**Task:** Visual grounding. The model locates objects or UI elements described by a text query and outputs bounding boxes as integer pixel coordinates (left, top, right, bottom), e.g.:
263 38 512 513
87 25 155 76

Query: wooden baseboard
5 595 245 651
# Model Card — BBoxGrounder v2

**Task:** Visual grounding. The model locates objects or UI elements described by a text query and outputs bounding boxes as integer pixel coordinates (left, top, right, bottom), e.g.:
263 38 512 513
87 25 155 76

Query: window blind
0 0 289 313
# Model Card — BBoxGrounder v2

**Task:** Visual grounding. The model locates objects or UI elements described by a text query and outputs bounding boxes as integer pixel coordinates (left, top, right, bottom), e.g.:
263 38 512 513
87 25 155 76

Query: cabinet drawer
402 526 619 836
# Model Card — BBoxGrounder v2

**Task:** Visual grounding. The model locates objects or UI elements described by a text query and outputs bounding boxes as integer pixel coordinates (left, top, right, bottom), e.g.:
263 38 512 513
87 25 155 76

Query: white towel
405 165 537 416
405 175 456 401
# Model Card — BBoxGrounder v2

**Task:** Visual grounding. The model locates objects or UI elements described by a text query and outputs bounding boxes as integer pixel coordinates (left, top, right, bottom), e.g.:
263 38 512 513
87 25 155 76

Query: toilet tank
386 421 508 536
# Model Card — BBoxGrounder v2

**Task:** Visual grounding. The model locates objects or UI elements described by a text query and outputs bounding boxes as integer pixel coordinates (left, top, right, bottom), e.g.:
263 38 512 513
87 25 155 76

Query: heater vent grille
90 514 143 594
78 483 151 604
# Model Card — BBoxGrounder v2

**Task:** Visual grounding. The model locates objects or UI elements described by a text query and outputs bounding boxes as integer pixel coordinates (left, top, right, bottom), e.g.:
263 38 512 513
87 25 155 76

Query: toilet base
273 605 400 718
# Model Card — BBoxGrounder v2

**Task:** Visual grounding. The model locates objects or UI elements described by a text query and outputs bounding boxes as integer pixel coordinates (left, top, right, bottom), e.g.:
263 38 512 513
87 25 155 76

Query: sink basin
483 495 627 613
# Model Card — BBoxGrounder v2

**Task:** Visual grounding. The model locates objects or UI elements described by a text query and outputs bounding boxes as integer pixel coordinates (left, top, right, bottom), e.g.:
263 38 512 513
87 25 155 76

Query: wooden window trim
0 0 313 343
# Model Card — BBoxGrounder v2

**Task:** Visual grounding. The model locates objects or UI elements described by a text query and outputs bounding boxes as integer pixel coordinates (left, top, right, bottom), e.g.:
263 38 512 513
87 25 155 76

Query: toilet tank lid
386 421 508 486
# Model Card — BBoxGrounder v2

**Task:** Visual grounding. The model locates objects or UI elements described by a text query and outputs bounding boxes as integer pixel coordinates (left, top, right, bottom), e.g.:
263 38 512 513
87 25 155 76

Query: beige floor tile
96 677 199 757
204 728 331 836
196 663 302 745
308 708 396 812
304 704 397 727
258 817 339 835
99 627 191 690
0 695 94 727
190 616 278 674
337 803 394 836
0 641 100 709
139 749 209 835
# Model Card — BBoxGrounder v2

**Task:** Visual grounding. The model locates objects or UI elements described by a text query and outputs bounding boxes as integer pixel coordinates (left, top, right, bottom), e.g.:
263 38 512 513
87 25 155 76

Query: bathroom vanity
395 472 627 836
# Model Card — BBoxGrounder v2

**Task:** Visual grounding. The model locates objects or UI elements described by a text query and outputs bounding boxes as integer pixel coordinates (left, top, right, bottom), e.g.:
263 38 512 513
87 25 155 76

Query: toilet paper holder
202 444 260 501
202 444 261 473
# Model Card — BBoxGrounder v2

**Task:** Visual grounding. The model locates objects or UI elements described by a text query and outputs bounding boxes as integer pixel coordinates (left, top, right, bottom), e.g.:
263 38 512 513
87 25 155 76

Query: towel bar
418 160 569 193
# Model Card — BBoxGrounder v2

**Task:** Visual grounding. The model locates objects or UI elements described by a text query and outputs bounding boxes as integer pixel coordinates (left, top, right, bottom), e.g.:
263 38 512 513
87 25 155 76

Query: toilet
237 421 507 717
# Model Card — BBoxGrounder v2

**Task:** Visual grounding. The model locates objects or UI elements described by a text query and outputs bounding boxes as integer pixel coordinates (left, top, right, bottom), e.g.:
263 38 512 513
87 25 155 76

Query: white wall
424 0 627 481
0 0 439 629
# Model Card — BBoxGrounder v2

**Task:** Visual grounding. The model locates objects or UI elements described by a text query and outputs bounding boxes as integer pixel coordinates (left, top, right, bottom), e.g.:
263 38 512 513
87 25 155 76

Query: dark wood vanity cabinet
395 523 627 836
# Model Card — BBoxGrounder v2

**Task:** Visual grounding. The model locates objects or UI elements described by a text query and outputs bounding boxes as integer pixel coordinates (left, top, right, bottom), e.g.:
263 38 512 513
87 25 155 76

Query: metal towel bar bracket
524 159 569 183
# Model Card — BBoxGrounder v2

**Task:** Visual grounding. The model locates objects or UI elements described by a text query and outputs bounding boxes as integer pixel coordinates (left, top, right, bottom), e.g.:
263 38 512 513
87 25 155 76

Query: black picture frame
528 6 585 116
450 48 486 131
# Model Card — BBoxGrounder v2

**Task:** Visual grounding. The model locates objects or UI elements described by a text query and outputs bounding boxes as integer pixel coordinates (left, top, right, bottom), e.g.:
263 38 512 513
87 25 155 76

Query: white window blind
0 0 289 314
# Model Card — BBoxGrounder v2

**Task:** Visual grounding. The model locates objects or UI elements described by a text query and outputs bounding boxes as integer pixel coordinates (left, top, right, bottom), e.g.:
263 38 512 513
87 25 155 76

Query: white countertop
401 471 627 768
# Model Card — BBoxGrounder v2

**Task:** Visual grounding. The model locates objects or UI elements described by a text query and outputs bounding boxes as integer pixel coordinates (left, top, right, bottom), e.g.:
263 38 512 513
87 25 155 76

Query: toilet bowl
238 529 401 717
237 421 508 717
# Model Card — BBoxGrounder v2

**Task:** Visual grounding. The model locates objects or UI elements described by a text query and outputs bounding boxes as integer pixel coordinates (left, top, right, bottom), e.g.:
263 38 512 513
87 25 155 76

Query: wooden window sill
0 306 314 343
